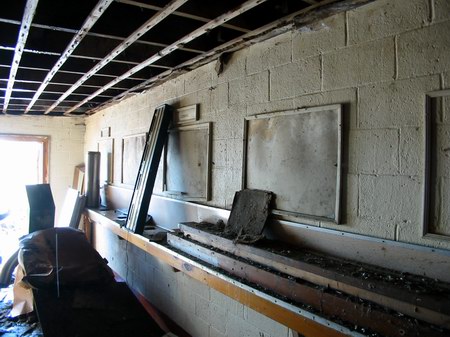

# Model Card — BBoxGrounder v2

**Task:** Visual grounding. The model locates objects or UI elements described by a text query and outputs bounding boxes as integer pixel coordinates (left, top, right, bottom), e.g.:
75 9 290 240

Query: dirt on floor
0 286 42 337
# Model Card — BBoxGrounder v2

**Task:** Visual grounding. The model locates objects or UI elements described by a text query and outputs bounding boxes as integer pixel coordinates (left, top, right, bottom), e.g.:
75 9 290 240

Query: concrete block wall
85 0 450 335
0 114 85 218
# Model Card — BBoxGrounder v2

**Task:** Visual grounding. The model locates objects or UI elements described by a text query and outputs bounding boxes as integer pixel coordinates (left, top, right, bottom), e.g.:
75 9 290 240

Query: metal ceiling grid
0 0 365 116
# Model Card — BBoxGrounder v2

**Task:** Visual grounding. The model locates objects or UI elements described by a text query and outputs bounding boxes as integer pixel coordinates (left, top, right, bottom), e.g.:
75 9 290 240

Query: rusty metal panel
244 104 342 223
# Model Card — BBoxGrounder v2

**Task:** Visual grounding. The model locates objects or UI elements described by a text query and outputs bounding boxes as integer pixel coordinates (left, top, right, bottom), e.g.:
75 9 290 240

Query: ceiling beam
0 45 171 69
0 17 204 54
0 63 147 81
0 45 60 56
1 96 103 105
2 0 39 113
0 87 115 98
25 0 115 113
44 0 189 114
0 78 129 91
65 0 268 114
116 0 251 33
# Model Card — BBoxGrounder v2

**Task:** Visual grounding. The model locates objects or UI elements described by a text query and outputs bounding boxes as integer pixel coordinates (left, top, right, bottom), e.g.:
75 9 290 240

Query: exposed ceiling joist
0 18 204 54
24 0 115 114
0 87 114 99
65 0 268 114
2 0 39 113
0 64 147 81
45 0 189 114
0 45 172 69
0 78 129 91
0 45 59 56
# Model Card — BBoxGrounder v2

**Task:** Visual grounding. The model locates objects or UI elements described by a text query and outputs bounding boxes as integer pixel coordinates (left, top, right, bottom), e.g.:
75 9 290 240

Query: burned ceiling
0 0 369 116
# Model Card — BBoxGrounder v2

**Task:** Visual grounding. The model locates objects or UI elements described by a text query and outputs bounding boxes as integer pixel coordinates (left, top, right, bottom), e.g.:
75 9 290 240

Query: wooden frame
72 164 85 194
173 104 199 125
243 104 342 223
163 122 211 201
0 133 49 183
97 138 114 185
121 133 147 187
423 89 450 239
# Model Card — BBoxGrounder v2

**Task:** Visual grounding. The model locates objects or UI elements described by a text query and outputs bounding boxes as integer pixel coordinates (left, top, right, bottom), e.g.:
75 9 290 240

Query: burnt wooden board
179 222 450 329
226 189 272 242
167 233 448 337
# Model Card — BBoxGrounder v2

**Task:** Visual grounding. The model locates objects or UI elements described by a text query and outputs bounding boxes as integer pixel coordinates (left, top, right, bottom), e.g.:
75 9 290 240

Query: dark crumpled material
226 189 273 244
18 227 114 289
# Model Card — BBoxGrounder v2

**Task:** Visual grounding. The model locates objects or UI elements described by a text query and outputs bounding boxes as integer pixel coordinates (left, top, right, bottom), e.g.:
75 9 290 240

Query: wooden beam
179 223 450 328
24 0 114 114
44 0 189 114
2 0 39 113
64 0 269 114
167 233 448 337
116 0 251 33
86 209 360 337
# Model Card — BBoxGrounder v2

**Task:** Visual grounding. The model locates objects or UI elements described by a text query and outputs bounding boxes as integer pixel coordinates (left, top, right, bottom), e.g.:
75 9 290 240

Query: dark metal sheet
26 183 55 233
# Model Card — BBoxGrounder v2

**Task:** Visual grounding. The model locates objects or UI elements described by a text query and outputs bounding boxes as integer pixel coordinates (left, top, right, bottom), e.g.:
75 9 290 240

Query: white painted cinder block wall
0 114 85 220
86 0 450 336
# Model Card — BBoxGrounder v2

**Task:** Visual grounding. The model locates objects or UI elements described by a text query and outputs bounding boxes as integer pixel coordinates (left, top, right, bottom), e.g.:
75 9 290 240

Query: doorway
0 134 49 271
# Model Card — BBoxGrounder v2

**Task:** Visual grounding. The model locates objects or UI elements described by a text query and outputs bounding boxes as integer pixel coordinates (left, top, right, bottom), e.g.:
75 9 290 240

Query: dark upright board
126 104 173 234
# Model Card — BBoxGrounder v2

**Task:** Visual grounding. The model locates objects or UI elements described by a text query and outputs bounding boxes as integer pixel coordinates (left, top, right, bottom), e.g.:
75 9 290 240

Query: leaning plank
177 224 450 330
167 233 448 337
125 104 172 234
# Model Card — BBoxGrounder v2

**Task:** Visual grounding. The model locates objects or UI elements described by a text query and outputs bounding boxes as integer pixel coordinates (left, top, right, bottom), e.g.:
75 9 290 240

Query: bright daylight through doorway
0 135 48 273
